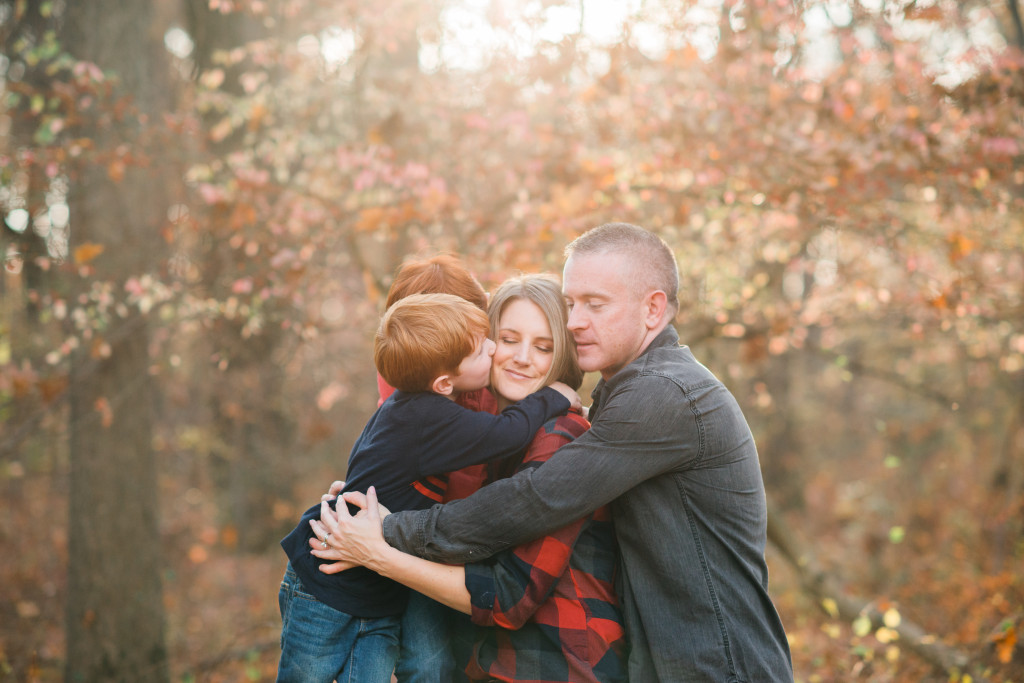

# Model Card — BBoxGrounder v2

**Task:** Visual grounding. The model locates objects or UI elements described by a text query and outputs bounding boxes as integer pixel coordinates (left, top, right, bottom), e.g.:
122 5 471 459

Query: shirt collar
589 325 680 415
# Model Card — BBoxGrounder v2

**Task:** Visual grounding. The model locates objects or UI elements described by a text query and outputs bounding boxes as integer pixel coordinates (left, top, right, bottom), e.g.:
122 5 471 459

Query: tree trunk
66 317 167 682
60 2 172 681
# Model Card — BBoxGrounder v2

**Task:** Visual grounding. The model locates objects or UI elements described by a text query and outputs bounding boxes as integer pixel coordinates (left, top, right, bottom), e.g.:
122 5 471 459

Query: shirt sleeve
414 386 570 478
383 374 699 563
462 422 591 629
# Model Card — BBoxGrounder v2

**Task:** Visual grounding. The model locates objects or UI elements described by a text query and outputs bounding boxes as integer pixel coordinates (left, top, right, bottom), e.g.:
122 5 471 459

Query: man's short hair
385 254 488 312
565 222 680 313
375 293 491 393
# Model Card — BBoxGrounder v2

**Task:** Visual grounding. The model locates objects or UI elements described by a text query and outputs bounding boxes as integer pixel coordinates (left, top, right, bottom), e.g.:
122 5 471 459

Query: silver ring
321 540 328 548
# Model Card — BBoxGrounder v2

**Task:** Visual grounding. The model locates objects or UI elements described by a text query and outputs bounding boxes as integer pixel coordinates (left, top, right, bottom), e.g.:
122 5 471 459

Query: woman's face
490 298 556 406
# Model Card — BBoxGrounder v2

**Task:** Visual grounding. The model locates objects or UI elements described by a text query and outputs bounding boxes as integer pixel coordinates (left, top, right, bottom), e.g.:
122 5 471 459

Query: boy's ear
431 374 455 396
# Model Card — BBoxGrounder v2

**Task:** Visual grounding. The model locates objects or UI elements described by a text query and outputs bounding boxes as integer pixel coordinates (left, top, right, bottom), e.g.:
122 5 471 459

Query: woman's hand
313 487 473 614
309 486 392 575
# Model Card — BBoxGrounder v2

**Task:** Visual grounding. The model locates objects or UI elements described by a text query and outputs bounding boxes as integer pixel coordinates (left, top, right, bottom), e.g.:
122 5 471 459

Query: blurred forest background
1 0 1023 681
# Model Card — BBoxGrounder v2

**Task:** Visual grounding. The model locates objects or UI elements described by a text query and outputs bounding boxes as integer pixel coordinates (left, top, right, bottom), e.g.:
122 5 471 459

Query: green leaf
33 120 55 145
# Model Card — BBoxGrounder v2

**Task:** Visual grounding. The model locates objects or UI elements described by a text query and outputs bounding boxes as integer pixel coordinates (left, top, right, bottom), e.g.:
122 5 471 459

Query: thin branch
802 340 960 409
766 501 987 680
1009 0 1024 50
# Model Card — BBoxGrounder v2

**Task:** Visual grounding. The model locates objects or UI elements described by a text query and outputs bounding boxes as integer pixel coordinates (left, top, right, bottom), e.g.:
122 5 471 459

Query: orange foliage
4 0 1024 681
72 242 105 265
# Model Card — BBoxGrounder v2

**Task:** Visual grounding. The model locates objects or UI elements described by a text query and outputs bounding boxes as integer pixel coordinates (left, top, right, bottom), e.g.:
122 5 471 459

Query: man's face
563 251 652 381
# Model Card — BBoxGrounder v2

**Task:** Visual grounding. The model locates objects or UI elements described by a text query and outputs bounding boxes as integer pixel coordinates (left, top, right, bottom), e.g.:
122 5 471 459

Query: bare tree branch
1009 0 1024 49
767 501 988 680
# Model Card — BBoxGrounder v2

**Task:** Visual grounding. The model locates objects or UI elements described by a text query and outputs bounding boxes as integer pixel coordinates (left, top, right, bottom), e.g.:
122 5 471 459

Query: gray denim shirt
383 326 793 682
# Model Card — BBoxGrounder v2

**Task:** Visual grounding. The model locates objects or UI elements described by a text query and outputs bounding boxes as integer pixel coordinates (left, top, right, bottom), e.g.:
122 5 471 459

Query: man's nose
567 305 585 330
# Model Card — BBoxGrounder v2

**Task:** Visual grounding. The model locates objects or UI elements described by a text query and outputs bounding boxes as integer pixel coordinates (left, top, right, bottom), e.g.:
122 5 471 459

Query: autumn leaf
947 233 974 262
992 624 1017 664
210 116 235 142
221 525 239 549
355 206 387 232
305 418 335 444
11 370 35 398
90 338 112 359
73 242 105 264
94 397 114 428
362 267 381 302
38 375 68 402
904 4 944 21
247 103 268 132
231 277 253 294
316 381 348 411
188 545 209 564
107 159 126 182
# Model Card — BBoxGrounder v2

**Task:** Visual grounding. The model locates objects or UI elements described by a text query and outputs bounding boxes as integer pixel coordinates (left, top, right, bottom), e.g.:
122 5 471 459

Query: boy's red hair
385 254 488 312
374 293 490 393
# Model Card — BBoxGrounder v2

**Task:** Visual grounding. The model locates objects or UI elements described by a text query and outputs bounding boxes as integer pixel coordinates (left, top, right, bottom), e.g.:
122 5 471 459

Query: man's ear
431 374 455 396
644 290 669 329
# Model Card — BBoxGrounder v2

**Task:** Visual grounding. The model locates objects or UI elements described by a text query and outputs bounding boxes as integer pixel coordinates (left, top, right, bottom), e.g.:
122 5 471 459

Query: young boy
370 254 495 683
277 293 579 683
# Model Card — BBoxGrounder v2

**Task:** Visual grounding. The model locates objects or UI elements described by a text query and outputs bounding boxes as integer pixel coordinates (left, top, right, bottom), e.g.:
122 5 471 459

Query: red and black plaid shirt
462 411 626 683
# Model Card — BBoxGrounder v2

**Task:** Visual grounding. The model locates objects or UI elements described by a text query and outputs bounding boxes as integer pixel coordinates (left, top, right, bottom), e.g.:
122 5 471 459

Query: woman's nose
513 344 530 364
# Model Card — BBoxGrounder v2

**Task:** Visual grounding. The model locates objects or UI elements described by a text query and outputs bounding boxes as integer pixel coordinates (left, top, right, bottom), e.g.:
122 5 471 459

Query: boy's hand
548 381 582 412
322 480 345 502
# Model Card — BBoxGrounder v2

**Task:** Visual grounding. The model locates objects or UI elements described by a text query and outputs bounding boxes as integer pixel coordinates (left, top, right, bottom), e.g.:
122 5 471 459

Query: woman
312 274 626 683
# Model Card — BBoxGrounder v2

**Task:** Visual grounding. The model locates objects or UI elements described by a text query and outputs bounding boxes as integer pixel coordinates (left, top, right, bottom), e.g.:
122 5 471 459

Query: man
328 223 793 681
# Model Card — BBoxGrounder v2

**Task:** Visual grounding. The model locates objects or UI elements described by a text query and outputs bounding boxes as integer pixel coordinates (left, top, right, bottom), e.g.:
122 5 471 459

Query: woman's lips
502 368 533 381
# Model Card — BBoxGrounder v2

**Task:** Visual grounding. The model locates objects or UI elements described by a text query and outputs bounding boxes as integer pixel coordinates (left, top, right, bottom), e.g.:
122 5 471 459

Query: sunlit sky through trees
163 0 1007 84
2 0 1010 266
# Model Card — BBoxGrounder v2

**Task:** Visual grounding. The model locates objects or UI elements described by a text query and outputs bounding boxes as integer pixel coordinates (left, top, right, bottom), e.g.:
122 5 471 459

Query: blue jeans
394 591 456 682
277 564 400 683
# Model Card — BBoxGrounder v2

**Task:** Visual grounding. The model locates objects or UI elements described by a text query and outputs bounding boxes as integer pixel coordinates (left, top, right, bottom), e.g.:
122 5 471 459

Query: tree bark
60 2 173 681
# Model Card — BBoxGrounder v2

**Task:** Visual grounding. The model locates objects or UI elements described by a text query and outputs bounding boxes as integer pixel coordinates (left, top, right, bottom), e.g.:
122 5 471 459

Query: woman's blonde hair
487 274 584 390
